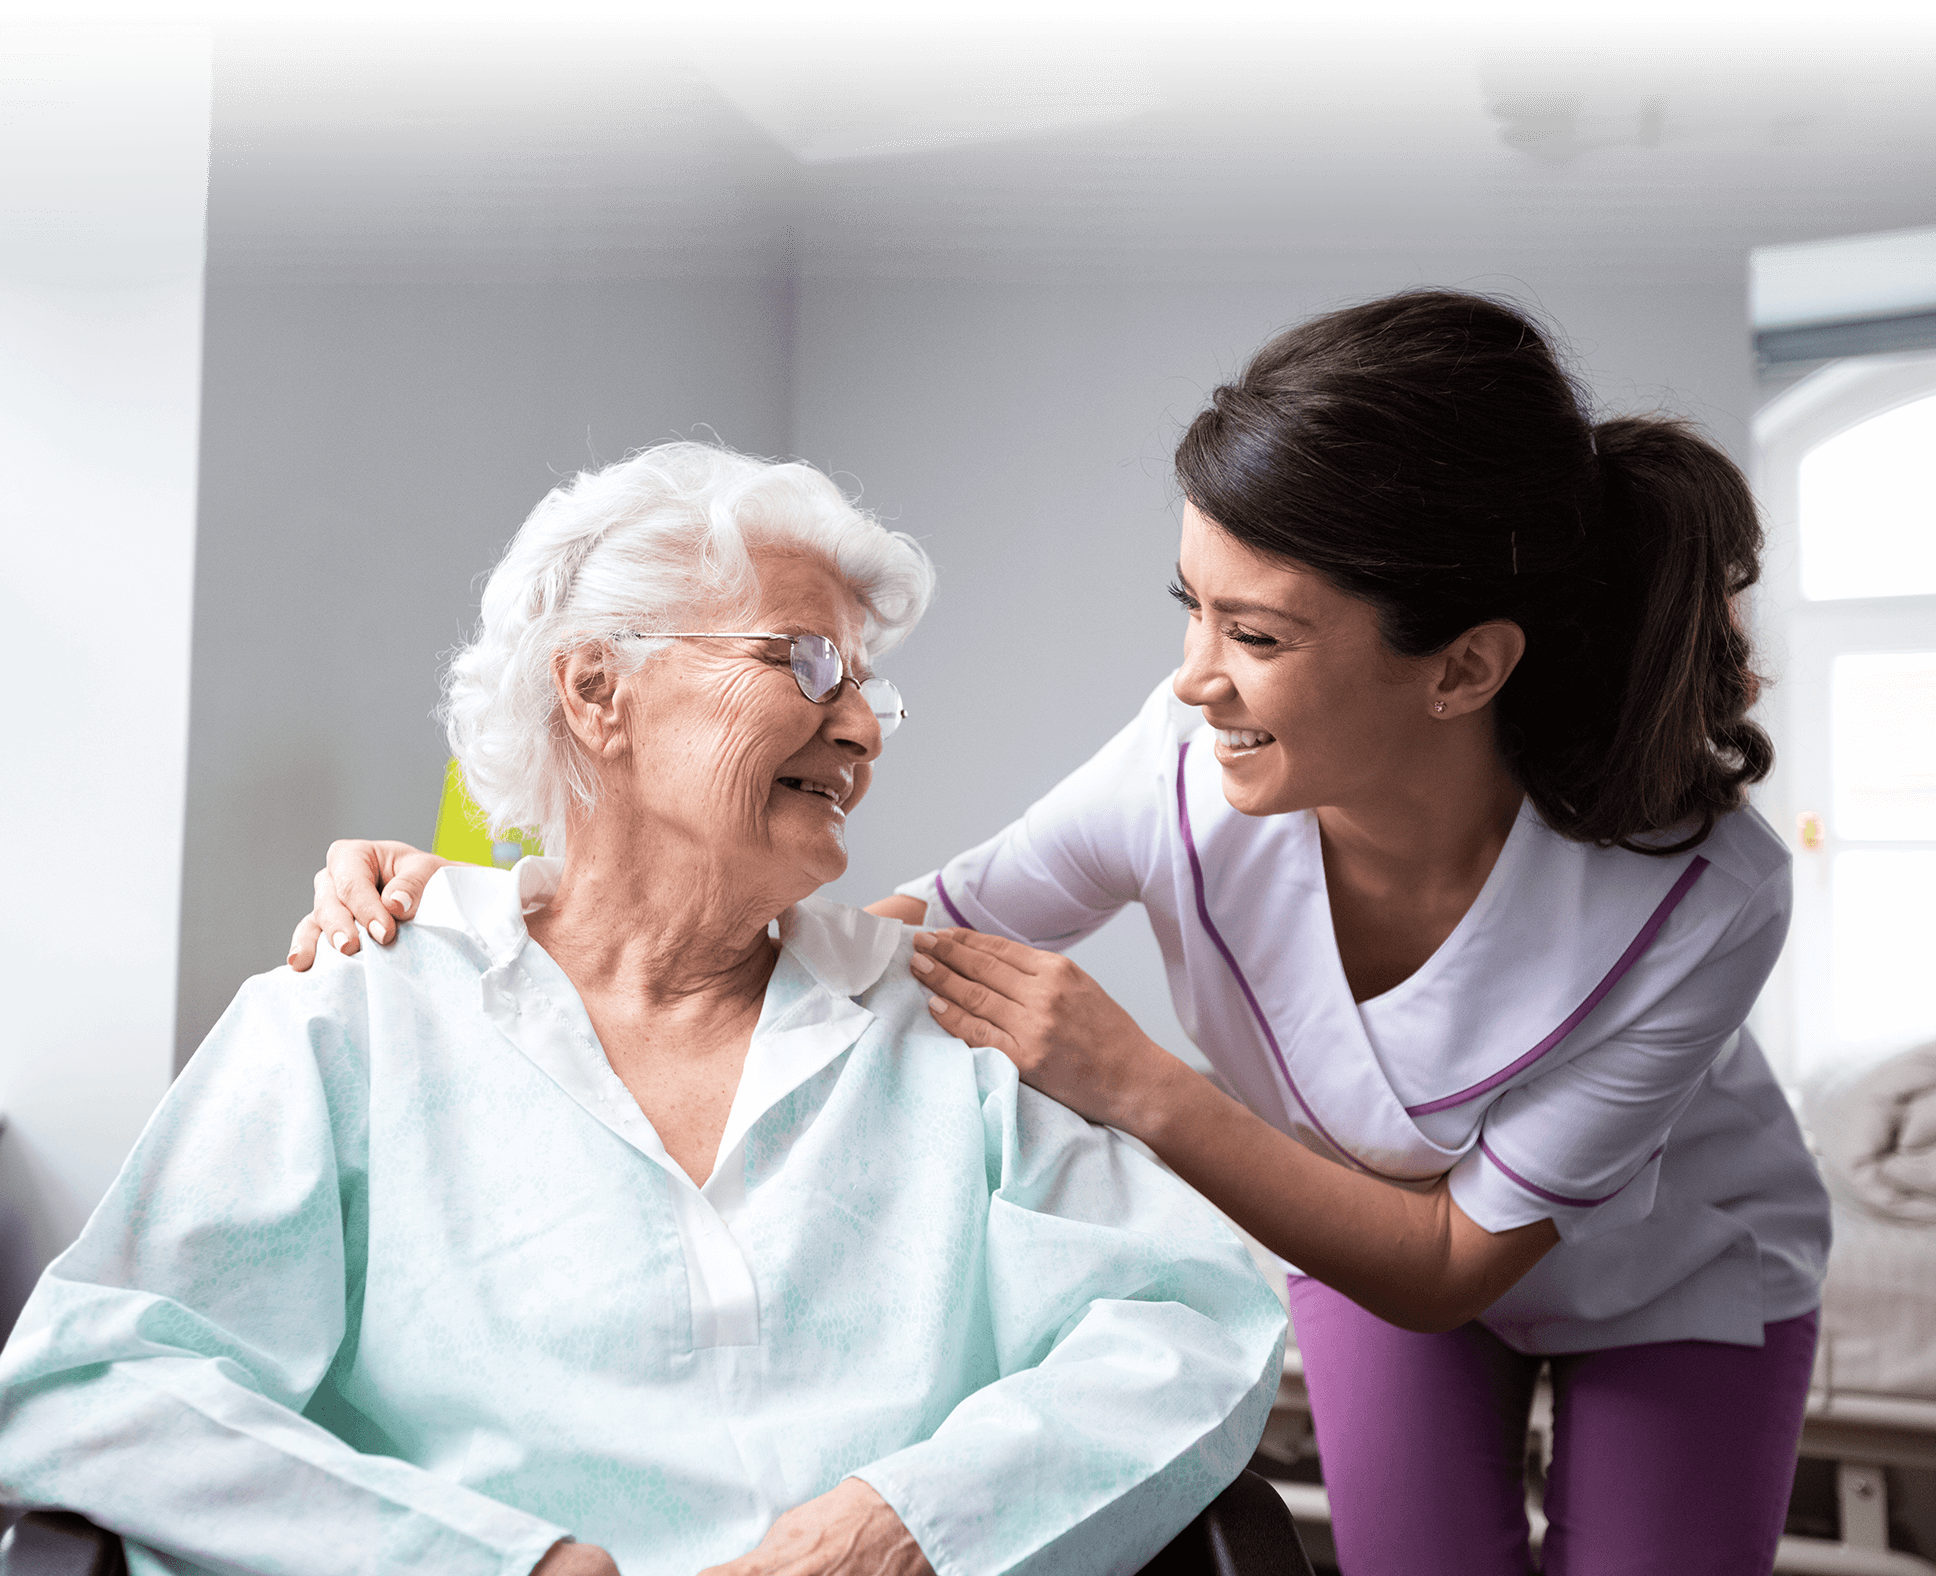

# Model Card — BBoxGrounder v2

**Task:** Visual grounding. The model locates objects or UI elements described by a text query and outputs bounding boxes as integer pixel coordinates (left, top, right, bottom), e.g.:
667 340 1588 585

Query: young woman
296 292 1829 1576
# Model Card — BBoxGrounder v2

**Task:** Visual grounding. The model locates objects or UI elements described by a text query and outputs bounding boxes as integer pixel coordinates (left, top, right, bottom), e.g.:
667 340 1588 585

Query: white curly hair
441 442 937 854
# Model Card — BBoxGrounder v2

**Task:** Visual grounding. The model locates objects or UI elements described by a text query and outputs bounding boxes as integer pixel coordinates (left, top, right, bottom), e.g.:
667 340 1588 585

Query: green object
431 758 541 868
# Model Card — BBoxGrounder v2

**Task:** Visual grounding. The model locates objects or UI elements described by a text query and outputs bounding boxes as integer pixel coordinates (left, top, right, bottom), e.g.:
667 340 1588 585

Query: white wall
794 269 1762 1063
171 32 803 1065
0 26 211 1317
0 11 1879 1330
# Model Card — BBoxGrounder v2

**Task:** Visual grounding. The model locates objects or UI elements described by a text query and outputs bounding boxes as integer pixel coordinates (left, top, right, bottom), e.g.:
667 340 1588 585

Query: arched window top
1798 391 1936 601
1755 349 1936 610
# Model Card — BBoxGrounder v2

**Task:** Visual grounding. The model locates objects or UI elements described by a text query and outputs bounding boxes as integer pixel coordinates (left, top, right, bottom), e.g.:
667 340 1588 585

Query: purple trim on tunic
1479 1137 1665 1209
1175 741 1375 1177
1404 855 1711 1117
933 870 972 930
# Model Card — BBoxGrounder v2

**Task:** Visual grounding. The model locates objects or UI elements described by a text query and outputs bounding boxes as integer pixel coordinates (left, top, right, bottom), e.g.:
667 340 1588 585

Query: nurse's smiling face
1170 504 1445 819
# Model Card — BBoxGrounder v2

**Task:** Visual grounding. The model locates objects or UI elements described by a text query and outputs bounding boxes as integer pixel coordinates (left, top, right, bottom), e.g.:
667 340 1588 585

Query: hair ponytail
1570 417 1771 852
1175 290 1771 855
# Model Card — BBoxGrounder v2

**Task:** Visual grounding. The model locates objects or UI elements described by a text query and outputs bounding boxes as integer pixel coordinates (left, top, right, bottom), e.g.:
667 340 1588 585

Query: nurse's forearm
1135 1058 1559 1333
867 895 928 925
904 925 1556 1326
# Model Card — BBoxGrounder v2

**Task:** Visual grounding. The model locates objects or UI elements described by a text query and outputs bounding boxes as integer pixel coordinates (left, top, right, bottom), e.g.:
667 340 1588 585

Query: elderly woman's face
606 551 883 894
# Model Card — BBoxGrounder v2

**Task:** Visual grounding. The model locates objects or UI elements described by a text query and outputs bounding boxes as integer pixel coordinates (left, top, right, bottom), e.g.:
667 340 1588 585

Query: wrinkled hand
531 1541 620 1576
287 839 450 971
911 929 1176 1134
697 1479 930 1576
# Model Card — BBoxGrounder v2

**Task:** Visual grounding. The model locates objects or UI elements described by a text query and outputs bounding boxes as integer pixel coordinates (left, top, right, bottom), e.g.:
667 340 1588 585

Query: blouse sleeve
894 679 1179 947
1447 864 1792 1244
0 964 569 1576
853 1049 1287 1576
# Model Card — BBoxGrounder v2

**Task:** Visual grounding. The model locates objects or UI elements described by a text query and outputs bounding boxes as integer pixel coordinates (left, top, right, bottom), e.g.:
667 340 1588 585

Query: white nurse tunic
898 678 1831 1356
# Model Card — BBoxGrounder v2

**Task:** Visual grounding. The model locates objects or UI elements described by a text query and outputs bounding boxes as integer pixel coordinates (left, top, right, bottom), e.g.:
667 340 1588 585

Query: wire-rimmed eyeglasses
632 631 906 739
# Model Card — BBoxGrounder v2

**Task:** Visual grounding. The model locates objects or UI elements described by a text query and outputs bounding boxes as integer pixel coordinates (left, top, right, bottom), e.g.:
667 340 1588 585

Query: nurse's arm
864 895 927 924
912 928 1556 1332
1142 1069 1560 1333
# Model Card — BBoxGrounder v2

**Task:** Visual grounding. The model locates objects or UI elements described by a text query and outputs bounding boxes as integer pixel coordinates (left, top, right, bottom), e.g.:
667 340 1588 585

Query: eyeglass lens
787 635 903 738
788 634 845 703
857 678 905 739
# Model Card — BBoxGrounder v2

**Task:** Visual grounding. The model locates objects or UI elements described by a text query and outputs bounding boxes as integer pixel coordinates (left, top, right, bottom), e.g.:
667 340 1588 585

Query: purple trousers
1287 1277 1819 1576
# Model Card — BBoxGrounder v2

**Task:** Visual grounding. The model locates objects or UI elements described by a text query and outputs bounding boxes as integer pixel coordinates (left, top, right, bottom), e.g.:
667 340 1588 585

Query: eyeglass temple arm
628 632 901 724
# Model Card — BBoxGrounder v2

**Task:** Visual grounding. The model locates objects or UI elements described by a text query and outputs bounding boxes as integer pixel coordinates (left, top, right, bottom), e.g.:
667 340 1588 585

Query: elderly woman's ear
555 648 628 757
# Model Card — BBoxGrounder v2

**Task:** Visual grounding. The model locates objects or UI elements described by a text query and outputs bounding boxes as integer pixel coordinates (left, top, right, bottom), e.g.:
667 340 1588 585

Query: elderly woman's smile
574 551 887 902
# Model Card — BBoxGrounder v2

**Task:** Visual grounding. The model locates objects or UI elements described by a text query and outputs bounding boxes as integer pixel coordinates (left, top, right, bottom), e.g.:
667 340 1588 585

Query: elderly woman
0 445 1285 1576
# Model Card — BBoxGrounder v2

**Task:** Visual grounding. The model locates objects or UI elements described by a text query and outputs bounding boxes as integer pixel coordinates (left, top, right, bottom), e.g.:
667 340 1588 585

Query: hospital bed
1782 1038 1936 1574
0 1470 1319 1576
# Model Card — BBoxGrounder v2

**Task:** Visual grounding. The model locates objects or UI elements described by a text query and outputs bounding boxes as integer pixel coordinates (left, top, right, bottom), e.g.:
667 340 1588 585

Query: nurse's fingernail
369 919 387 942
388 891 413 914
911 953 933 974
331 931 349 951
928 996 948 1014
286 952 299 967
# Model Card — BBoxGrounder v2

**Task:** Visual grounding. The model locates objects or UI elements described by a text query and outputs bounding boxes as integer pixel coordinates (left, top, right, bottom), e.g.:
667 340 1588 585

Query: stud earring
1432 701 1447 714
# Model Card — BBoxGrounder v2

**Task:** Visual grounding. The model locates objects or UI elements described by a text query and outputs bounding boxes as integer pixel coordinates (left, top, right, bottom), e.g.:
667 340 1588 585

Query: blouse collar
418 856 905 999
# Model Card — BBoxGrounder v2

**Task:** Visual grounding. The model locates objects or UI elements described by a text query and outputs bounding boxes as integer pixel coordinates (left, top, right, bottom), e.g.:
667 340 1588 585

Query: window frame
1750 349 1936 1082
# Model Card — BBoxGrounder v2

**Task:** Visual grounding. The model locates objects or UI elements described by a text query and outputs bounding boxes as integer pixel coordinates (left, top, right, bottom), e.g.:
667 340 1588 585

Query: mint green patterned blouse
0 862 1284 1576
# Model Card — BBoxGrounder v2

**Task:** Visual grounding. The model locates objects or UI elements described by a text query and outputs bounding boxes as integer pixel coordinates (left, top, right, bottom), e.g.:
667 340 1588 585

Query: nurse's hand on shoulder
697 1479 932 1576
286 839 447 971
911 929 1175 1134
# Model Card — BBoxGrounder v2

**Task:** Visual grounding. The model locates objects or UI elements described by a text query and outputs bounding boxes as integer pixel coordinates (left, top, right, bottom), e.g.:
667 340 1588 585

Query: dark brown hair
1174 290 1770 855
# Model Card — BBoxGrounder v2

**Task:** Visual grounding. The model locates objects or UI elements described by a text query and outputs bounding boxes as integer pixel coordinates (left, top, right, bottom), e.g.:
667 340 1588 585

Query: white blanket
1806 1042 1936 1402
1807 1040 1936 1225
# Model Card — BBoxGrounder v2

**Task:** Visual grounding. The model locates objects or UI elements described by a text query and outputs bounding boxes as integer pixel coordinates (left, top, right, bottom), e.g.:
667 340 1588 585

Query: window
1754 353 1936 1081
1798 394 1936 601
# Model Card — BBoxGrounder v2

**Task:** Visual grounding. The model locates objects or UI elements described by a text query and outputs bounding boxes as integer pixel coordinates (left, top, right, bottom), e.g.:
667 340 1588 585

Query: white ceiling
200 20 1936 166
698 43 1171 167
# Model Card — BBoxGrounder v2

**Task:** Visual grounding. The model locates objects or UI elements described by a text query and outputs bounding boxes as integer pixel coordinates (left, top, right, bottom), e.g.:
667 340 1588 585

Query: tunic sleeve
0 962 569 1576
894 679 1179 947
1447 865 1792 1244
853 1049 1287 1576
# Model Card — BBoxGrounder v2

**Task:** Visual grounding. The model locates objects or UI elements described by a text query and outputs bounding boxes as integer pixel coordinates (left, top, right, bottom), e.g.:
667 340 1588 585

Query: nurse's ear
1426 620 1526 719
